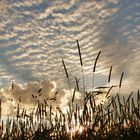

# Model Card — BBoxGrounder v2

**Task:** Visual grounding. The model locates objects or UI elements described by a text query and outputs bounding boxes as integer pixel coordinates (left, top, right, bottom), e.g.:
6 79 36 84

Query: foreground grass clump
0 40 140 140
0 91 140 140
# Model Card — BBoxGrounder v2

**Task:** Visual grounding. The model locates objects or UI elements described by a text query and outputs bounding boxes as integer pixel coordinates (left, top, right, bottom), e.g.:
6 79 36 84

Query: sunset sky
0 0 140 114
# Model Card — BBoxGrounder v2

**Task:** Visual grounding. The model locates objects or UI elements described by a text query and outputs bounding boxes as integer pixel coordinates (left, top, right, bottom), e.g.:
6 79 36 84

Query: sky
0 0 140 115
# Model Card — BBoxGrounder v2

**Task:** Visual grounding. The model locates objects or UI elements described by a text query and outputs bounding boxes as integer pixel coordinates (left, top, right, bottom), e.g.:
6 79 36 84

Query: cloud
0 79 82 116
11 0 43 8
0 78 109 117
0 0 139 99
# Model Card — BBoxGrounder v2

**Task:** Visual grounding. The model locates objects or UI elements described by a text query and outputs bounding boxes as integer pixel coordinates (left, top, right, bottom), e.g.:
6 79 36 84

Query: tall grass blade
92 50 101 90
119 72 124 88
93 51 101 73
76 40 85 95
62 59 72 93
72 87 76 103
76 40 83 67
126 92 133 105
106 85 113 97
108 66 112 83
62 59 69 79
75 77 80 91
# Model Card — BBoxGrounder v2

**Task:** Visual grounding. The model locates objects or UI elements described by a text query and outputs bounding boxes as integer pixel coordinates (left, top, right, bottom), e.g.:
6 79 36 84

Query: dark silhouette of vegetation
0 41 140 140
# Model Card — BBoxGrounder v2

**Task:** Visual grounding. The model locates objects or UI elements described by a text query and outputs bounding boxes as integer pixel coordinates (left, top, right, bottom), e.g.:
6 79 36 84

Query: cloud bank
0 79 82 116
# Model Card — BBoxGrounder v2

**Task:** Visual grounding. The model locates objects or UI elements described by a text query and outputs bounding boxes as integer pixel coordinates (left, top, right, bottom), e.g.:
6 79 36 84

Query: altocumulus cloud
0 0 140 110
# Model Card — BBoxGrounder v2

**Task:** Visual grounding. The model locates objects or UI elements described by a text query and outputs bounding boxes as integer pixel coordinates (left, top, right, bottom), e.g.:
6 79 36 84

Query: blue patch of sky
99 0 140 49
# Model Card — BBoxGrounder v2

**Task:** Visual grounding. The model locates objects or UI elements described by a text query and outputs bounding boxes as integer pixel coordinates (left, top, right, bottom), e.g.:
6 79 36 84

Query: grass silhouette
0 41 140 140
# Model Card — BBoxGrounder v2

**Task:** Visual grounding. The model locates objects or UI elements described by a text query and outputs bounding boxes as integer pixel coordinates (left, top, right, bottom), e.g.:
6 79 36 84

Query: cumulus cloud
0 79 82 116
0 78 110 116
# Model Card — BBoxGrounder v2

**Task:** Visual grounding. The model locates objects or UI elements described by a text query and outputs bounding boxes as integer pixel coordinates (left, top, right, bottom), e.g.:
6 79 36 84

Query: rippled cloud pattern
0 0 140 92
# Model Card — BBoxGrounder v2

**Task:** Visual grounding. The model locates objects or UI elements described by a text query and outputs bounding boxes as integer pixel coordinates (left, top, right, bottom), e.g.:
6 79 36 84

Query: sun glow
66 122 85 140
